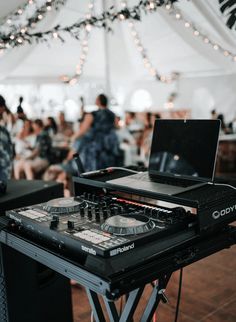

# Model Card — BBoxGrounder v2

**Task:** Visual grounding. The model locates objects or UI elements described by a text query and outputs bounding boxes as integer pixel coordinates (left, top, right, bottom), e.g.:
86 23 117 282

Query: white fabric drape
159 0 236 74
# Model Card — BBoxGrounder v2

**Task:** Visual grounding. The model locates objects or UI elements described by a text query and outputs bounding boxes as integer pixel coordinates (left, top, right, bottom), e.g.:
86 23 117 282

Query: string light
123 1 179 83
0 0 67 50
149 2 155 10
165 4 171 10
1 1 40 28
166 3 236 62
0 1 176 51
61 0 94 85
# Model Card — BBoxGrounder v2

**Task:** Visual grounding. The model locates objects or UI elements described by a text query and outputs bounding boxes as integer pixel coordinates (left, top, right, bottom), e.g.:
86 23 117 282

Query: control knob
67 220 76 230
50 215 59 229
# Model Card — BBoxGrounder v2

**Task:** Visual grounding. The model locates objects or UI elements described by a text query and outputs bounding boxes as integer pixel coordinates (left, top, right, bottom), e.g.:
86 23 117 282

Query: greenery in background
219 0 236 30
0 0 177 49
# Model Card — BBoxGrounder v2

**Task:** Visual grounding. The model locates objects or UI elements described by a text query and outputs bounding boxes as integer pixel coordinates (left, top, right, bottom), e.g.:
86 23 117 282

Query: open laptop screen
149 119 220 181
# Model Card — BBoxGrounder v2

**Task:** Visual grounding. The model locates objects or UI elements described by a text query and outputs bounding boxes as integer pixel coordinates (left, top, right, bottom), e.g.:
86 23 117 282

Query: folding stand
86 273 172 322
0 226 235 322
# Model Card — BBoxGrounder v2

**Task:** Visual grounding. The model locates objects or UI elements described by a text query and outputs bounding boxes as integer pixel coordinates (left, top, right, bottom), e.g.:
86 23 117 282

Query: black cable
174 268 183 322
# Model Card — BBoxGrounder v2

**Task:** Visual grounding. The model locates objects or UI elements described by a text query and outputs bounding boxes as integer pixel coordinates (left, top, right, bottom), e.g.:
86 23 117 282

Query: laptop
107 119 221 196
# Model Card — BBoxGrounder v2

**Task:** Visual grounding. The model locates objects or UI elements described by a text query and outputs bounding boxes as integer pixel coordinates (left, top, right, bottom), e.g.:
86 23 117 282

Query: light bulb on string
1 0 66 52
69 78 77 85
62 0 94 84
125 0 178 83
167 4 236 62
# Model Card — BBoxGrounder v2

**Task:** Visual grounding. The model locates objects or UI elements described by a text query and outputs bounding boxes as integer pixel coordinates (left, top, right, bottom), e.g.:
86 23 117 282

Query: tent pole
102 0 111 97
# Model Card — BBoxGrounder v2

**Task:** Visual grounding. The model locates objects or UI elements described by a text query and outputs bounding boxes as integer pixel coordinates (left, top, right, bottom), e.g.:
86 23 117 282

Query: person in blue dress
72 94 120 172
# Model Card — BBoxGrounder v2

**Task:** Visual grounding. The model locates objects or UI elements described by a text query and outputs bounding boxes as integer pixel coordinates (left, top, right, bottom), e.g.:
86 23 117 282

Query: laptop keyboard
132 172 200 188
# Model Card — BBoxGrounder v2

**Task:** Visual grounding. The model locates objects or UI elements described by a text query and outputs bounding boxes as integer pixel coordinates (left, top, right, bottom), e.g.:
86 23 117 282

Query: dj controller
6 193 196 258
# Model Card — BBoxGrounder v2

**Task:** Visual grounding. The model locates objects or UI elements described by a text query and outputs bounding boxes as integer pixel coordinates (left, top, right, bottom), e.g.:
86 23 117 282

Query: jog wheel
43 197 86 215
101 214 155 236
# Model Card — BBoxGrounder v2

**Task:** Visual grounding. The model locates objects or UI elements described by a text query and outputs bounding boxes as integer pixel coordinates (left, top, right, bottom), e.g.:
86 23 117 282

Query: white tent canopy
0 0 236 121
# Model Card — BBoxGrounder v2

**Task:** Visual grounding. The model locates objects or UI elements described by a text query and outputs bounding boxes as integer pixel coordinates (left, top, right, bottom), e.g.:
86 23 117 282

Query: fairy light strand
0 0 35 28
60 0 94 85
0 0 67 55
165 3 236 62
0 0 175 54
122 1 179 83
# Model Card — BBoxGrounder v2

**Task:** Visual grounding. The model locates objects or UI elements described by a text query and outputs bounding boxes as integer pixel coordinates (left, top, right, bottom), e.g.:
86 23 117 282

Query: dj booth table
1 175 236 321
0 224 235 322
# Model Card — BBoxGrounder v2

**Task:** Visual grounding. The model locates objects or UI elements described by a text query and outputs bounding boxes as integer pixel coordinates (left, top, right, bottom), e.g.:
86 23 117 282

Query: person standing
72 94 120 171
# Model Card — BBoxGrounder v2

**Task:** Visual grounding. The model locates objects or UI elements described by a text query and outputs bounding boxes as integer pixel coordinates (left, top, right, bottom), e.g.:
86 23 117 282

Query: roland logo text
110 243 135 256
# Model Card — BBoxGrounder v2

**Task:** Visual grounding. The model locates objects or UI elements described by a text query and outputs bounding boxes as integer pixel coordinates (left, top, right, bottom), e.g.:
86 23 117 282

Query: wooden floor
71 244 236 322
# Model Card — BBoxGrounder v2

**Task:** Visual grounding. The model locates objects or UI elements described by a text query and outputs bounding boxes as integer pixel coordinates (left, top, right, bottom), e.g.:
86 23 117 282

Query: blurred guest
229 116 236 134
125 111 144 133
125 111 144 154
0 126 13 185
211 109 218 120
0 95 14 127
71 94 120 171
73 96 86 133
139 112 156 166
57 111 73 137
154 113 161 120
22 119 52 179
218 113 230 134
14 119 36 179
16 96 24 115
0 105 13 185
0 95 6 114
45 116 58 137
9 97 27 137
115 116 137 166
